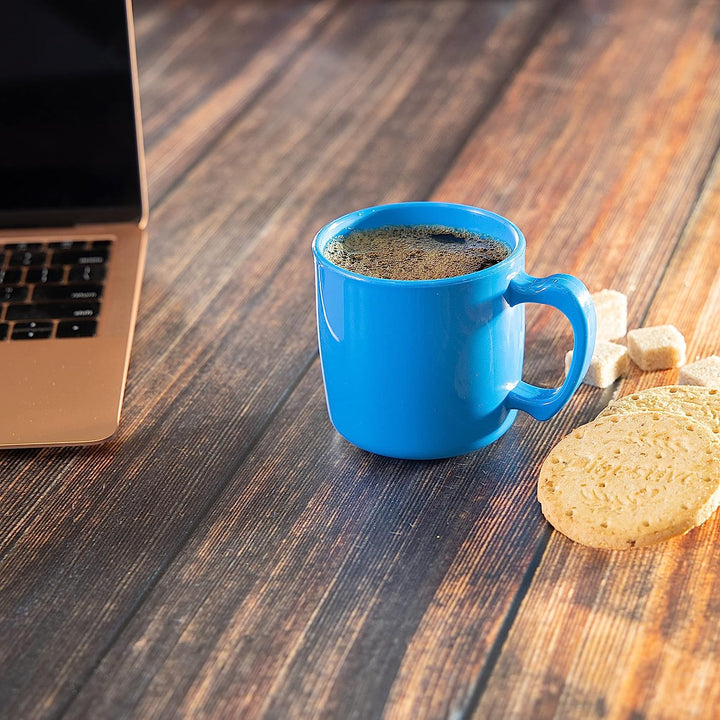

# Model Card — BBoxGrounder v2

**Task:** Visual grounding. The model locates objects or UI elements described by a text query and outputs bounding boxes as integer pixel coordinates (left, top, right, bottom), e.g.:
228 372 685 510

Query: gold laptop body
0 0 147 447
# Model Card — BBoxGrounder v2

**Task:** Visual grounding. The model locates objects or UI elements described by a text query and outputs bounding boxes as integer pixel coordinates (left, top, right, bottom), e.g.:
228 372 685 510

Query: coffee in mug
322 225 510 280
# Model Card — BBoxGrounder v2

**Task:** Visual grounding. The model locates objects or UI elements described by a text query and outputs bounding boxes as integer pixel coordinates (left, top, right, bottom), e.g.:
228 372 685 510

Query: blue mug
313 202 596 460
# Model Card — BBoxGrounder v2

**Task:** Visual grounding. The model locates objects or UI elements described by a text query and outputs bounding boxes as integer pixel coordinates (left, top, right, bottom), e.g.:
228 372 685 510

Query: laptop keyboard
0 239 110 340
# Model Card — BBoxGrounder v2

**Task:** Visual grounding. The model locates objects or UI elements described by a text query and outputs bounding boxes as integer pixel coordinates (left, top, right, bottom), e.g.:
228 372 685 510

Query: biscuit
679 356 720 389
598 385 720 435
626 325 686 371
538 412 720 549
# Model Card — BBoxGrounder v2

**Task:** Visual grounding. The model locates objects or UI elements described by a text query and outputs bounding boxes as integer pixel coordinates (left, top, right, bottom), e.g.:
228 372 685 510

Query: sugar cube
678 355 720 388
566 341 629 388
626 325 686 371
592 289 627 341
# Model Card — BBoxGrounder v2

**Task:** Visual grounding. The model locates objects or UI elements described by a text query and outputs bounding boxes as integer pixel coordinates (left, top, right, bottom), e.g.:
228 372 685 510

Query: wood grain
473 132 720 720
65 366 526 719
137 0 341 204
43 1 720 719
0 2 561 718
2 0 720 718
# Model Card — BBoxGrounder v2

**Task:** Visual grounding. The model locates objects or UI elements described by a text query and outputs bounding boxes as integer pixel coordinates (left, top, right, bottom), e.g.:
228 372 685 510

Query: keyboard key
92 240 112 249
51 248 108 266
9 250 46 267
0 323 7 341
12 321 53 340
0 268 22 284
69 265 106 283
33 284 103 302
56 320 97 338
49 240 86 249
25 267 63 283
0 285 28 302
4 242 42 251
6 301 100 321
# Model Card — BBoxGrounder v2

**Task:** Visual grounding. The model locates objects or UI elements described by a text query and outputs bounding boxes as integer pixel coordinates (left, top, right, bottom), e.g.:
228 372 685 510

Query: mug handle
505 271 596 421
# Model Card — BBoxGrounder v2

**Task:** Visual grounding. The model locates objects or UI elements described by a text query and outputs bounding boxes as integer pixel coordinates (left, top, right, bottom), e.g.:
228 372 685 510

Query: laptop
0 0 148 447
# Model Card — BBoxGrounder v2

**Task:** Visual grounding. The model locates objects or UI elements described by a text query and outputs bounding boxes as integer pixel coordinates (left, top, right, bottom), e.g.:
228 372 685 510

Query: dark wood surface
3 1 720 718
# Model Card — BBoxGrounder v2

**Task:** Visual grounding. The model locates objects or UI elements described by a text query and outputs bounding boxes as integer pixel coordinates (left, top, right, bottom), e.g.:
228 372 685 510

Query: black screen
0 0 143 227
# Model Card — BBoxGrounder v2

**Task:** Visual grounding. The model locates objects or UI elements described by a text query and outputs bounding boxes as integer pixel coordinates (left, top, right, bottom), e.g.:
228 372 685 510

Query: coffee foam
323 224 510 280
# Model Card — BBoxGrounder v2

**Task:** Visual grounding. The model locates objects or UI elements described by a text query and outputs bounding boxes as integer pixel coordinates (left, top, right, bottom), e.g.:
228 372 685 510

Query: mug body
313 202 526 459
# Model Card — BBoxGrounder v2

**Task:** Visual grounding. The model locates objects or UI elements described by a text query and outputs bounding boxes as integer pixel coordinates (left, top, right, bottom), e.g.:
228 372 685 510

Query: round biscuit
598 385 720 435
538 411 720 549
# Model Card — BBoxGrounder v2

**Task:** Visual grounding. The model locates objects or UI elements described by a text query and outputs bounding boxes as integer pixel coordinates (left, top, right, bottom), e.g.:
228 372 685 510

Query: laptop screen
0 0 143 227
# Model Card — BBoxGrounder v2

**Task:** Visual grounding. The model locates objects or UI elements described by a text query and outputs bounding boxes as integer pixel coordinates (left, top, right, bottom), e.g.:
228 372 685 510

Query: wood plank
136 0 340 204
473 149 720 719
57 1 720 719
436 0 720 387
0 3 557 718
405 3 720 716
65 366 528 719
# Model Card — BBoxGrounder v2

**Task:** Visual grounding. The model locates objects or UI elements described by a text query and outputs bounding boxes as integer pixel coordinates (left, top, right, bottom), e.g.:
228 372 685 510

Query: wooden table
3 1 720 717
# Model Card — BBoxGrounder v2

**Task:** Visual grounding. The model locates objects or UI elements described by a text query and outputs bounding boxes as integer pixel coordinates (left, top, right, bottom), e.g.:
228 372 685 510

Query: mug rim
312 201 525 286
